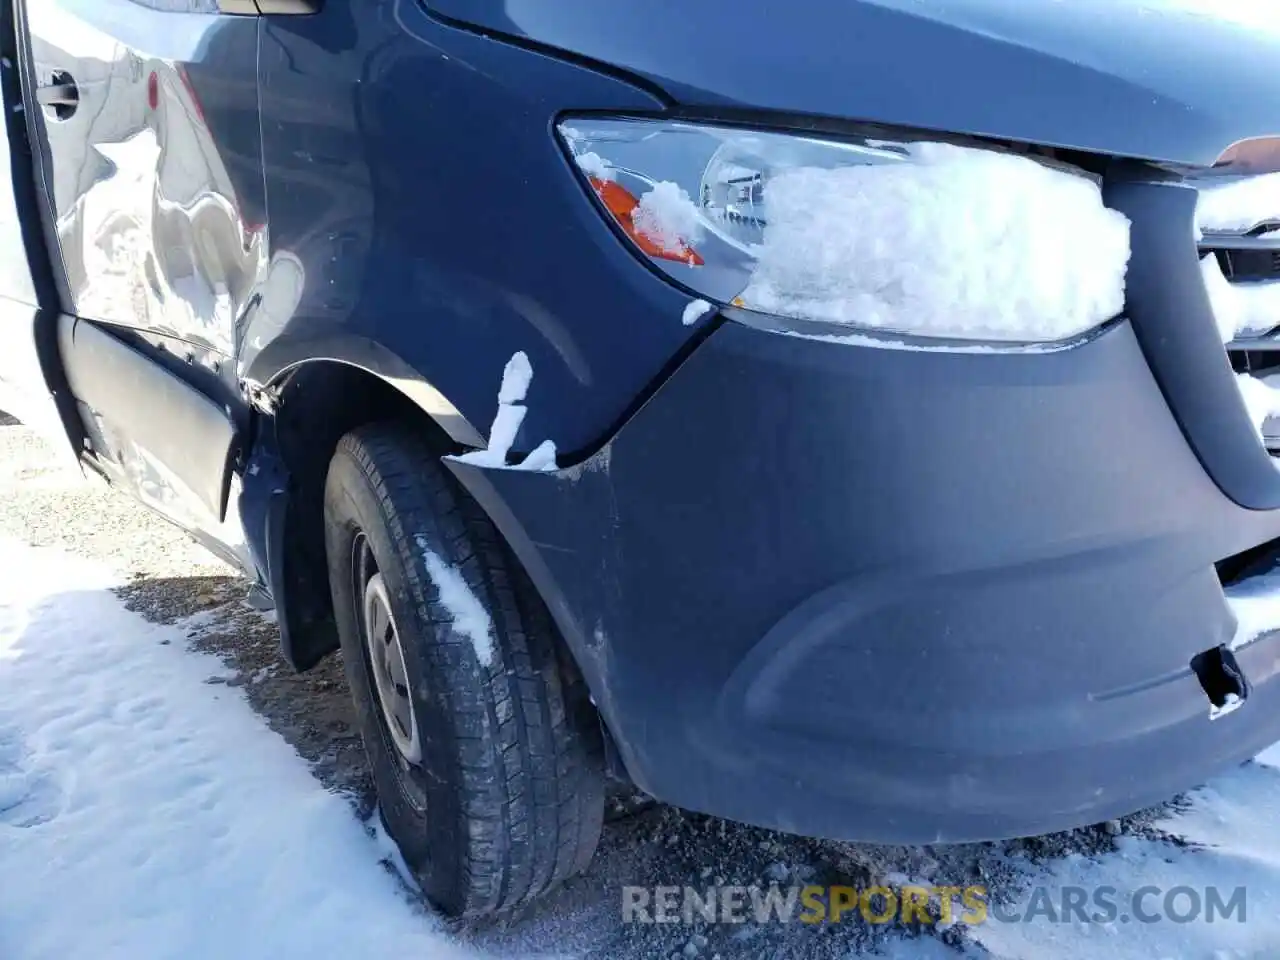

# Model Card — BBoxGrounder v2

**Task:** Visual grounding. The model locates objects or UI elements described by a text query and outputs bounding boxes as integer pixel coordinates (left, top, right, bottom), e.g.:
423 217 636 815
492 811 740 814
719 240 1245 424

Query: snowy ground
3 412 1280 960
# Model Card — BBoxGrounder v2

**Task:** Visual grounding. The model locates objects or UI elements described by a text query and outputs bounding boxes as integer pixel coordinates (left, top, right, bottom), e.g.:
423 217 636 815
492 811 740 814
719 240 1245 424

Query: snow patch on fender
452 351 558 471
741 143 1130 342
417 537 496 668
682 299 713 326
519 439 558 472
495 350 533 405
455 352 531 468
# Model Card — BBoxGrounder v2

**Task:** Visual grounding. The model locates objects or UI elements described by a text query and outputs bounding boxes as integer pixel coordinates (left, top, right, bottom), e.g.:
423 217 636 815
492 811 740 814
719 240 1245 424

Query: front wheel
323 422 604 917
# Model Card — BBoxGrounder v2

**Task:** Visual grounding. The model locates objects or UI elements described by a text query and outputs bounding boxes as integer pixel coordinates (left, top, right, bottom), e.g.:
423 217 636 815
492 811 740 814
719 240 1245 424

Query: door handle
37 73 79 120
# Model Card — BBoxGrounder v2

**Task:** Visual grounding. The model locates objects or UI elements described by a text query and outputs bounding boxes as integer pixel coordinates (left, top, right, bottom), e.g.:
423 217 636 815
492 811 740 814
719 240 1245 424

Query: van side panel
247 3 702 458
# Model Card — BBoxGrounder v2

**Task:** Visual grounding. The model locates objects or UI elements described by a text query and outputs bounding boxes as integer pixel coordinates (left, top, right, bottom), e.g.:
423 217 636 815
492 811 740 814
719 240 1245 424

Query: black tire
323 422 604 917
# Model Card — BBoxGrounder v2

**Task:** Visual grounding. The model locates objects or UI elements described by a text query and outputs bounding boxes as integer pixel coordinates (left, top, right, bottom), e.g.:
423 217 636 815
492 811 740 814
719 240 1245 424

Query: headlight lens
559 119 1130 343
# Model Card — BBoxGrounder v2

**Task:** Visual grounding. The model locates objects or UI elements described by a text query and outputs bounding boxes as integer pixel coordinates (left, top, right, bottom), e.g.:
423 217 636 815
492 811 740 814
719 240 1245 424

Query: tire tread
324 423 603 917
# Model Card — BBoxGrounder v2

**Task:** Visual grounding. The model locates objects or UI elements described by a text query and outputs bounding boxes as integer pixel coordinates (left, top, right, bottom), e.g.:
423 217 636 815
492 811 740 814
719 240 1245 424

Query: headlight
559 119 1131 344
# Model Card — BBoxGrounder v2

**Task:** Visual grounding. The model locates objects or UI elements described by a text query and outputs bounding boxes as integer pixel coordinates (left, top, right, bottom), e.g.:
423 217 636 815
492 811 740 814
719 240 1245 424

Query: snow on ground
972 758 1280 959
0 538 476 960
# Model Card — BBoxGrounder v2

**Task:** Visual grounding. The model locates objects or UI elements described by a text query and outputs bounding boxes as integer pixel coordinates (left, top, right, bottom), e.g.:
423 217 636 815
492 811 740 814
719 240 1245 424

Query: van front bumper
447 311 1280 842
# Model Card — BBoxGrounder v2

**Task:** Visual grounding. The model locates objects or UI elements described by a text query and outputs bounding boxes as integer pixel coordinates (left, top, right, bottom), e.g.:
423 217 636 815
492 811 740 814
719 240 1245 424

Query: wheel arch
253 355 469 671
250 351 614 745
244 334 486 449
243 352 624 778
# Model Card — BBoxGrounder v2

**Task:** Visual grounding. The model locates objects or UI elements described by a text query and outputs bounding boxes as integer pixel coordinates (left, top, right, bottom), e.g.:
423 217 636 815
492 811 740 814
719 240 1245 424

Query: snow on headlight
740 143 1131 343
631 181 703 256
562 121 1131 344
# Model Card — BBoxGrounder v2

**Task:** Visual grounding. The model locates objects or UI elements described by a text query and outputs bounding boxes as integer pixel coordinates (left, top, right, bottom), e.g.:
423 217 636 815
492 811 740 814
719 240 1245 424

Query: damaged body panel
447 312 1280 842
21 0 264 563
9 0 1280 855
245 4 693 456
29 2 265 354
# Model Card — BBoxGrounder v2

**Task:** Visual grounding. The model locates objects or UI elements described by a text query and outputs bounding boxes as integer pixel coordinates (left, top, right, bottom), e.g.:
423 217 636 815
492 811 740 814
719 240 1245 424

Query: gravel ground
0 413 1178 959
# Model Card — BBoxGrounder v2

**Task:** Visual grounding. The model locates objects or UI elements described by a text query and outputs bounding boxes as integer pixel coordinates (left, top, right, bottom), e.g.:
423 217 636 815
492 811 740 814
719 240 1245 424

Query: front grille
1198 197 1280 451
1202 235 1280 356
1105 175 1280 509
1215 246 1280 283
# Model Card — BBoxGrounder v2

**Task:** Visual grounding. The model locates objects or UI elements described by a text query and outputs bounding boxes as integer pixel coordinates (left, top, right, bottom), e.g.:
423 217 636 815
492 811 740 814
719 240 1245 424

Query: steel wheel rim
361 570 422 764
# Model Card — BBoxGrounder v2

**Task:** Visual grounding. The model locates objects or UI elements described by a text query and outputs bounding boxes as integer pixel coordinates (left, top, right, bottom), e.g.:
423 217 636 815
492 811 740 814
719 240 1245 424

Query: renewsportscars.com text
622 884 1247 926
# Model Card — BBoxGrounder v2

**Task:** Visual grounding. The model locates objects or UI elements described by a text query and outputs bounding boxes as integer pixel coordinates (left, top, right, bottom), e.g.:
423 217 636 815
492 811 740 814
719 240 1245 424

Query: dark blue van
4 0 1280 918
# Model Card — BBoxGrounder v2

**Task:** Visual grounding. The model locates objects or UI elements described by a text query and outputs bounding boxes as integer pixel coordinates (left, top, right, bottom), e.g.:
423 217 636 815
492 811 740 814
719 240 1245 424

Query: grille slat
1213 247 1280 283
1195 178 1280 460
1202 215 1280 350
1199 231 1280 253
